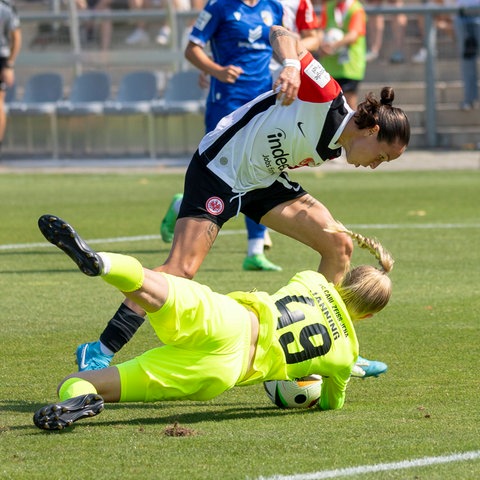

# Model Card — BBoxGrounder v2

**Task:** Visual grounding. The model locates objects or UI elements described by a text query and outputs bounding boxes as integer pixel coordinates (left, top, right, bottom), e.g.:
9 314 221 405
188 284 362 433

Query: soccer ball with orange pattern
263 375 322 409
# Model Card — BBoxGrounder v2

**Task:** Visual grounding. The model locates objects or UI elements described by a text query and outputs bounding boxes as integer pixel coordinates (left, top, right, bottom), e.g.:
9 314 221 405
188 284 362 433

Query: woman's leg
33 367 121 430
58 367 122 403
157 216 219 279
260 194 353 285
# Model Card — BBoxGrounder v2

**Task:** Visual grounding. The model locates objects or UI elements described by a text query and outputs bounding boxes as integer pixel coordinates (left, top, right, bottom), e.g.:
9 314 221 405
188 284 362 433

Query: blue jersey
189 0 284 131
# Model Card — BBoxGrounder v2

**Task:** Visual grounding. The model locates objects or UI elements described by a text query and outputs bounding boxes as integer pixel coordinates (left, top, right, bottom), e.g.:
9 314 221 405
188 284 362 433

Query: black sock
99 303 145 353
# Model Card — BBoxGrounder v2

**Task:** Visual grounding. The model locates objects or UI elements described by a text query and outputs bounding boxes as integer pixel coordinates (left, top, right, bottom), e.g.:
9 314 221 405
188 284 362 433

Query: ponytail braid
325 222 394 318
325 223 394 273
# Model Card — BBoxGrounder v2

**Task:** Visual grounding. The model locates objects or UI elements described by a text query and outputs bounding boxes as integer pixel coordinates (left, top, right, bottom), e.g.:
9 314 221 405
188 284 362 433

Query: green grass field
1 168 479 479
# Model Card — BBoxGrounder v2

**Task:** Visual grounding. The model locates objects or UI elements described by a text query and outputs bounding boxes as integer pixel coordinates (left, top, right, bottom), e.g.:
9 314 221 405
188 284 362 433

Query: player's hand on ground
274 66 300 105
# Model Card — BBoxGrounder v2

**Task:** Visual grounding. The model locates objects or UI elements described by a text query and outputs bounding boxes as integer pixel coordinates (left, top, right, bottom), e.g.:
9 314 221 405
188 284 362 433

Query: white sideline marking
1 223 480 251
255 450 480 480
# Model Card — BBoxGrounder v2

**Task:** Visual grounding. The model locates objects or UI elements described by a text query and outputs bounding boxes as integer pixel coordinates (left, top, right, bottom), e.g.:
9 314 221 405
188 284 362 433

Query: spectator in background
318 0 367 108
455 0 479 110
281 0 322 52
125 0 204 46
364 0 407 63
0 0 21 154
411 0 454 63
75 0 127 50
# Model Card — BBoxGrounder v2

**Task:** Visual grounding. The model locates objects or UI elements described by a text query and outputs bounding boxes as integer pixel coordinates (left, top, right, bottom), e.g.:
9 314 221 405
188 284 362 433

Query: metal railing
15 3 480 148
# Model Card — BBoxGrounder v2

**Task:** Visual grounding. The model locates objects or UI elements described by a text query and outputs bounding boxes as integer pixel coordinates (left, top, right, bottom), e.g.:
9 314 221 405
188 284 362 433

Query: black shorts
0 58 9 91
335 78 360 94
179 150 307 227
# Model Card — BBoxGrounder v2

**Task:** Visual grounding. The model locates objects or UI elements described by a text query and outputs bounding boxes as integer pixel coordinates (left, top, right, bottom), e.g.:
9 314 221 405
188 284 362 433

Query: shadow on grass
2 398 318 434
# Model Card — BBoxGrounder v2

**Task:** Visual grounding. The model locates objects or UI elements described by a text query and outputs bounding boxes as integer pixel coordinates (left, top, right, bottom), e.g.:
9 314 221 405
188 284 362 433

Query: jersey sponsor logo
238 42 269 50
305 60 331 88
319 283 349 338
261 10 274 27
297 121 306 137
248 25 263 43
266 128 290 171
194 10 212 31
205 196 224 215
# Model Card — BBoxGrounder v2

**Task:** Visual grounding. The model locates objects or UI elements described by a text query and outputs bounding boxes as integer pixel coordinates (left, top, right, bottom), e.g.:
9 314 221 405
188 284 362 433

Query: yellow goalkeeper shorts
117 273 252 402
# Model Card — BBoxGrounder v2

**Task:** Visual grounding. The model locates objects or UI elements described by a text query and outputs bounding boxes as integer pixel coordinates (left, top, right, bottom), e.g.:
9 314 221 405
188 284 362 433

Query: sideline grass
1 169 479 479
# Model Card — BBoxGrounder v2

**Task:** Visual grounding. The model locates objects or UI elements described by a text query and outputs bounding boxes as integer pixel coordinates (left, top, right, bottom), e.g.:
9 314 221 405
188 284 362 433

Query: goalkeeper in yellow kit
33 214 394 430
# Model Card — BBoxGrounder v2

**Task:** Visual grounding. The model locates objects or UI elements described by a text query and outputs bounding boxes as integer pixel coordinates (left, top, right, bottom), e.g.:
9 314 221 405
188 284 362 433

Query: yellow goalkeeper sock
58 377 97 401
98 252 145 292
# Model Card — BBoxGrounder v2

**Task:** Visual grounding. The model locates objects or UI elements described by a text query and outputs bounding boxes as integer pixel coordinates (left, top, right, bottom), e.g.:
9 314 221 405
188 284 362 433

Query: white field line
254 450 480 480
2 223 480 251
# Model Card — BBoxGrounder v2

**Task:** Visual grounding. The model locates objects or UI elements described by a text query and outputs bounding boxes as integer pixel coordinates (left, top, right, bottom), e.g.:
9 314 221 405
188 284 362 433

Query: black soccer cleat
38 214 103 276
33 393 105 430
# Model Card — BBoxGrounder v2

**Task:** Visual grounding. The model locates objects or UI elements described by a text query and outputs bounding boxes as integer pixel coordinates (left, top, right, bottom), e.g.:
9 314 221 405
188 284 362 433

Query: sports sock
98 252 144 292
245 216 267 255
58 377 97 401
99 303 146 353
247 238 264 256
172 195 183 215
99 342 114 356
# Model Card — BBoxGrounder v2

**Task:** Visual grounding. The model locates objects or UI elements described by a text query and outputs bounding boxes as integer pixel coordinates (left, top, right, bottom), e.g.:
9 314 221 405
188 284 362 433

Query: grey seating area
56 71 112 154
7 73 63 159
4 86 16 110
7 2 480 158
152 70 207 155
103 71 159 158
6 68 206 158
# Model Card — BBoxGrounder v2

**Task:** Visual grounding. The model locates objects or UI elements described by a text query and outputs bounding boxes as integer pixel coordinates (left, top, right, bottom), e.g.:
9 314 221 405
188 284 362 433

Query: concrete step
359 79 480 149
364 59 465 83
409 126 480 149
358 80 468 105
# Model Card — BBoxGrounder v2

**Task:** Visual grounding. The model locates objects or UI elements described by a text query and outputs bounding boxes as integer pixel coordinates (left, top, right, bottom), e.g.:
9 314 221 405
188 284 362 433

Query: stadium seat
8 73 63 158
103 71 159 158
56 71 111 153
4 84 16 111
152 69 206 154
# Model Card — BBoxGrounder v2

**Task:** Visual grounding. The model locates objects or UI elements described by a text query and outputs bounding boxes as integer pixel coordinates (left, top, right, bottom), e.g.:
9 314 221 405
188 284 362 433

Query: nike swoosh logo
297 121 306 137
79 344 89 370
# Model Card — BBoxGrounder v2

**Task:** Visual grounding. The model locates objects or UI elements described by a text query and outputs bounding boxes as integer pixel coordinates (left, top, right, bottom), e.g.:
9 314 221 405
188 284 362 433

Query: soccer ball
264 375 322 409
323 27 344 45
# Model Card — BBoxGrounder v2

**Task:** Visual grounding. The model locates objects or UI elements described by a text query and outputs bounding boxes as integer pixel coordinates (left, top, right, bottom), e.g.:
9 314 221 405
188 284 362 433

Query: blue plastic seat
152 70 206 154
103 71 158 157
8 72 63 158
56 71 111 153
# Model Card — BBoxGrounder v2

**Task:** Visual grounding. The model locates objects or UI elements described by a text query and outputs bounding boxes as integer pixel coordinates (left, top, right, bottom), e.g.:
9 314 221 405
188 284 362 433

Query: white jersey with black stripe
199 52 354 193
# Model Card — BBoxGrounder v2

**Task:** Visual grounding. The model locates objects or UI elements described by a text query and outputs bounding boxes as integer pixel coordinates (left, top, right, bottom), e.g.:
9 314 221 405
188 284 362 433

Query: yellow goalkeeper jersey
232 270 358 410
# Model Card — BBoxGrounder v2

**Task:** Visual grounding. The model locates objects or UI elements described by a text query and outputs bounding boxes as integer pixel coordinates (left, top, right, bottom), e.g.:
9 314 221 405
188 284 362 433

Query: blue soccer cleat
351 355 388 378
33 393 104 430
76 341 113 371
